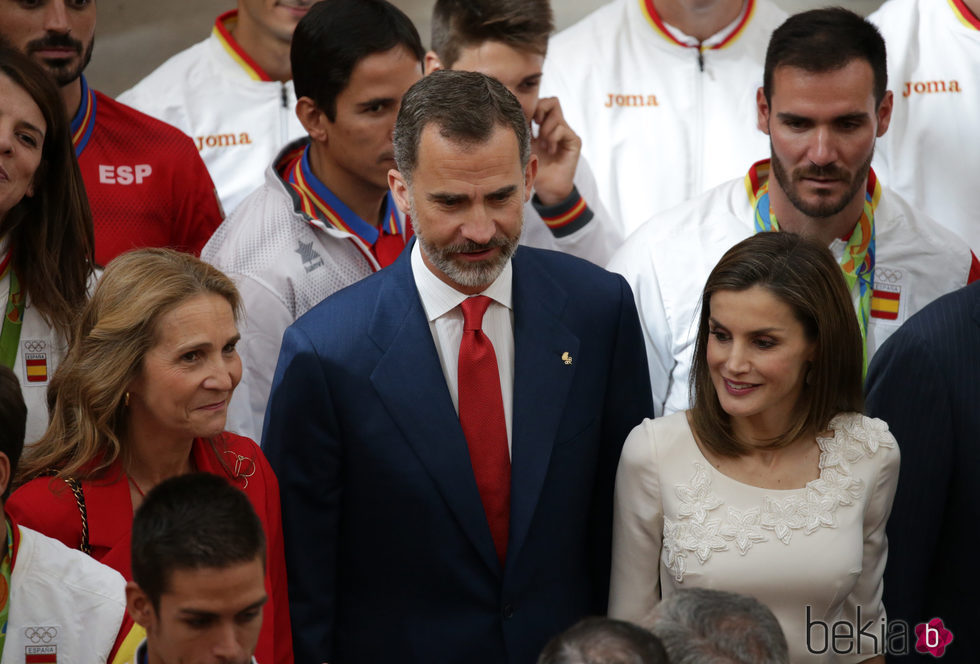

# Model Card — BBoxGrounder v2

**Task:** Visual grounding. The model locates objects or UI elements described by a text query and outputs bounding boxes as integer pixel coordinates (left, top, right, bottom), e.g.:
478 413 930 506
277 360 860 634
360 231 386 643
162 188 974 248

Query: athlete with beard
608 7 980 418
119 0 323 215
0 0 224 266
202 0 422 443
261 70 653 663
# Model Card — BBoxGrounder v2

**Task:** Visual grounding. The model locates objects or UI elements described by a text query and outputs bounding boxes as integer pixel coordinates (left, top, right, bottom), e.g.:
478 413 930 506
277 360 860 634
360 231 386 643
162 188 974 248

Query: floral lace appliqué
660 414 894 582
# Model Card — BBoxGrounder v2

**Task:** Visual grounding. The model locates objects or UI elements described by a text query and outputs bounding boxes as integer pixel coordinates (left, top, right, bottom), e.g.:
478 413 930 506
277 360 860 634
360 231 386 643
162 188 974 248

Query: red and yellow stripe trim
213 10 274 81
639 0 755 50
289 159 358 236
541 195 588 229
949 0 980 30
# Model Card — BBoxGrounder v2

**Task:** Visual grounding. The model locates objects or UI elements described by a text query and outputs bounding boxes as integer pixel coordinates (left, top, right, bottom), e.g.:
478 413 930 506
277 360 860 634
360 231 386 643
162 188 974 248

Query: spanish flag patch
26 645 57 663
870 287 900 320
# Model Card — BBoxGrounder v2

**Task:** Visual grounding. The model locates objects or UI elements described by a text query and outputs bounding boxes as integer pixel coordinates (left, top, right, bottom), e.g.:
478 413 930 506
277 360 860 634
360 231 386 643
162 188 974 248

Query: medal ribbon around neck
745 160 881 375
0 252 25 370
0 520 13 655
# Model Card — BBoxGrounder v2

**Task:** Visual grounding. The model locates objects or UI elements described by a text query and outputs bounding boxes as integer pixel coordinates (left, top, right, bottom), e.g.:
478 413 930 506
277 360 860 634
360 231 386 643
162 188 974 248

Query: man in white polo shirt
541 0 786 235
119 1 321 214
609 7 980 416
870 0 980 252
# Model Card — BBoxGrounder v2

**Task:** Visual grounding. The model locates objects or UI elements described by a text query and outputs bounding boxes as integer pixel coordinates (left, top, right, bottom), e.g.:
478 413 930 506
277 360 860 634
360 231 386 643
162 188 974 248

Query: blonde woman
9 248 293 664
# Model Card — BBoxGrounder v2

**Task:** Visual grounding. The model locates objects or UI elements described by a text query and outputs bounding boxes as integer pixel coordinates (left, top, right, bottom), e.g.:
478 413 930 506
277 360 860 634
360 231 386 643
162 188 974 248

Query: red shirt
72 76 225 265
8 433 292 664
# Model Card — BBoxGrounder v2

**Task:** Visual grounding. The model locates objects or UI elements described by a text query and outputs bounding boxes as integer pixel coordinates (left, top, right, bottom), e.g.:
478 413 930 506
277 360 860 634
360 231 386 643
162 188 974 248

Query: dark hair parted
0 366 27 500
538 617 669 664
431 0 554 68
15 249 242 486
763 7 887 107
393 70 531 182
0 47 94 338
290 0 424 122
131 473 266 609
690 233 864 456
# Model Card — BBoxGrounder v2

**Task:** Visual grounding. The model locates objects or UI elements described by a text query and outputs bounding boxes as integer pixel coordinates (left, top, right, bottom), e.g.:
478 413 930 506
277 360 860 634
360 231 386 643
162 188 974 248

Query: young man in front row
203 0 424 443
0 366 137 661
426 0 624 265
124 473 267 664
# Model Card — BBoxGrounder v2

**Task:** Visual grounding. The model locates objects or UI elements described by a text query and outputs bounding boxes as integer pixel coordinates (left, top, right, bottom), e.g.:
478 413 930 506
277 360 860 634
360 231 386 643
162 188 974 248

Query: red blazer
8 433 293 664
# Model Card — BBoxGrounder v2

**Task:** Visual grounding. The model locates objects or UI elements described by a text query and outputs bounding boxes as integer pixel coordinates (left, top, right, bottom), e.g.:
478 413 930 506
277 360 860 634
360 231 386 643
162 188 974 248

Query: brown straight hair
430 0 554 68
0 47 94 338
689 233 864 456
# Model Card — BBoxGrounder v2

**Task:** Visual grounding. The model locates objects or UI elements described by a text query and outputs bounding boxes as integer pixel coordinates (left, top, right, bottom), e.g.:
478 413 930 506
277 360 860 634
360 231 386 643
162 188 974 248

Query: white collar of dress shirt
411 240 514 322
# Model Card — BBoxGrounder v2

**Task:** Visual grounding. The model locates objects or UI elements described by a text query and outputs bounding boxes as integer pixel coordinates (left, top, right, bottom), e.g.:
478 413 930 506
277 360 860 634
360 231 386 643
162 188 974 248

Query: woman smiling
8 249 292 664
609 233 897 663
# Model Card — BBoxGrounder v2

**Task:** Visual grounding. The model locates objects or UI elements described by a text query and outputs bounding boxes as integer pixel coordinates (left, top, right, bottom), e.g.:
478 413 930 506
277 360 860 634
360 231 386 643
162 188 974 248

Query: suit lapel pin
561 352 573 365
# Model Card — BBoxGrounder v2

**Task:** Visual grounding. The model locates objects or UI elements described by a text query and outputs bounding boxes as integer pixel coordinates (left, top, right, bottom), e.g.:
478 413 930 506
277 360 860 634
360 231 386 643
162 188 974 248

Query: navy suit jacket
866 281 980 663
262 245 654 664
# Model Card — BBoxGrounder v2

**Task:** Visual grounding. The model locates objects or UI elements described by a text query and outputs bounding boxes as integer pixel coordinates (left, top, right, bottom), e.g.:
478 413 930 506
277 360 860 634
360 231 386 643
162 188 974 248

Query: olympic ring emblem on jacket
24 626 58 643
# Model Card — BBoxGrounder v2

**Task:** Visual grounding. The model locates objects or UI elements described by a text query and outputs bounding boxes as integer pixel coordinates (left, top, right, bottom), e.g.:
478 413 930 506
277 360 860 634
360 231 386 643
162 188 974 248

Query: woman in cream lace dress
610 234 898 663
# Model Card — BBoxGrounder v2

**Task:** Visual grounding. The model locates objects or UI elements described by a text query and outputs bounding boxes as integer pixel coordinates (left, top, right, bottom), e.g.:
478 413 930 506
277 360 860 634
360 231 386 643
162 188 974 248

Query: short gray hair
648 589 790 664
393 69 531 181
537 617 669 664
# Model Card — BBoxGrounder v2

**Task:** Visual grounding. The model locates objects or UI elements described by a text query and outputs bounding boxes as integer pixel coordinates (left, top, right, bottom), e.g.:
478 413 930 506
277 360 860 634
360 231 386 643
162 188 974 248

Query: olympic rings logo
875 268 903 284
24 626 58 643
23 340 47 353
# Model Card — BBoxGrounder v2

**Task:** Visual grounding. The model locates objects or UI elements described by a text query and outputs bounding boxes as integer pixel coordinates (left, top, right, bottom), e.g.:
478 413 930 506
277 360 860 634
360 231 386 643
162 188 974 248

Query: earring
124 392 130 407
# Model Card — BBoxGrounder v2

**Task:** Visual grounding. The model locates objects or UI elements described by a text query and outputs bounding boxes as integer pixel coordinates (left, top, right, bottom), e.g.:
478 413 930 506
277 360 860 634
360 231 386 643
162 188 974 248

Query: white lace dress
609 411 900 662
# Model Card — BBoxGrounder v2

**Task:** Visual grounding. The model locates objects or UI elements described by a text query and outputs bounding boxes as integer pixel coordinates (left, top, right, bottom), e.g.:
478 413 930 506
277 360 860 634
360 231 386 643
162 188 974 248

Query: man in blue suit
866 281 980 662
262 70 654 663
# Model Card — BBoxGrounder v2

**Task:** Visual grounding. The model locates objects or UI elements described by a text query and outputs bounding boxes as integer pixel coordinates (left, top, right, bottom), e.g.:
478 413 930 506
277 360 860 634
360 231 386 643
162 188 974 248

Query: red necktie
458 295 510 565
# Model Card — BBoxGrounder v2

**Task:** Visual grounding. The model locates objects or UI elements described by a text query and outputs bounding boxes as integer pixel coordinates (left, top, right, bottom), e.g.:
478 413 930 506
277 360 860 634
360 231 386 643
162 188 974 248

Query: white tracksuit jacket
3 523 127 663
870 0 980 252
118 11 305 215
608 173 975 416
541 0 786 235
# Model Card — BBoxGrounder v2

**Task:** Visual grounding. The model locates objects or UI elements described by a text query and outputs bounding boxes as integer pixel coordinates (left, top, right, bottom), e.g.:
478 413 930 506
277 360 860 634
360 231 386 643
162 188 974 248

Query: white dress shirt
411 242 515 454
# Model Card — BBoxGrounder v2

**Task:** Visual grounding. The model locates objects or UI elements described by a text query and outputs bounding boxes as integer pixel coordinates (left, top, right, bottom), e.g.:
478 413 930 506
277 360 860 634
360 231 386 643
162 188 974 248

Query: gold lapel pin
561 352 573 365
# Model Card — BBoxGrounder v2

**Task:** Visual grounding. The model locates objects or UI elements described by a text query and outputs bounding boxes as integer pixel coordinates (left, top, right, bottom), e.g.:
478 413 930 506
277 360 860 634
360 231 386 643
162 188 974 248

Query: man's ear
388 169 412 216
296 96 329 142
756 87 771 135
523 154 538 203
424 51 443 75
875 90 894 137
126 582 155 629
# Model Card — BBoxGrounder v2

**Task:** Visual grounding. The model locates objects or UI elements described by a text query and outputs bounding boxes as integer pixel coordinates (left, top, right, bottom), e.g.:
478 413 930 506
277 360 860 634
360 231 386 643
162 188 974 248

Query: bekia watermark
805 606 954 657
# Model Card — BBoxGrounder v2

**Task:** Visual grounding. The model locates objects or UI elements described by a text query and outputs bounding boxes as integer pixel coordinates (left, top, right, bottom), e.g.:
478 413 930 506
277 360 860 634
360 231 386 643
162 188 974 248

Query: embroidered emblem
22 339 48 383
660 414 894 581
24 625 58 663
561 351 573 365
871 266 904 321
295 240 324 273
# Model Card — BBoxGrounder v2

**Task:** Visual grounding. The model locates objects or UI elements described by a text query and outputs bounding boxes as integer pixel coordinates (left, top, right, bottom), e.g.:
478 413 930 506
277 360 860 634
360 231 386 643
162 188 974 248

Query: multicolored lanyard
0 520 13 656
745 160 881 375
0 252 25 370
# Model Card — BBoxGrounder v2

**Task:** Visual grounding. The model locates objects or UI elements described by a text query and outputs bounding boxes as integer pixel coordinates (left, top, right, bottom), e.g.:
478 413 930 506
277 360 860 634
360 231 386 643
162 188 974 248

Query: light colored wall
89 0 886 96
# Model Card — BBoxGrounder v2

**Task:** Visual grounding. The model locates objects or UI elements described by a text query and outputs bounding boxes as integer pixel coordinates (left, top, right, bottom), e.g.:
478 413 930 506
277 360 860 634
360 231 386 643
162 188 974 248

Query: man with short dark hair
124 472 267 664
426 0 623 264
263 70 653 663
647 588 789 664
609 7 979 417
0 366 135 660
119 1 322 214
203 0 423 442
0 0 224 266
537 617 669 664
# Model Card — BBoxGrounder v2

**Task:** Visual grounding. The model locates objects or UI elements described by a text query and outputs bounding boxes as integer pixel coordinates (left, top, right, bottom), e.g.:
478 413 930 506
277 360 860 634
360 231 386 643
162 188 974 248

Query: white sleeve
225 275 295 444
607 241 675 417
609 419 664 623
840 419 900 663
